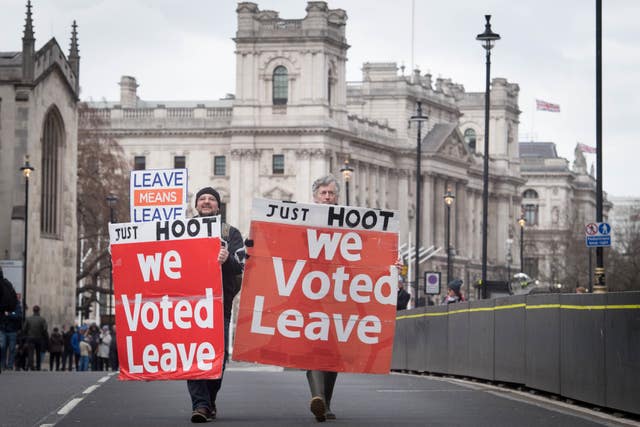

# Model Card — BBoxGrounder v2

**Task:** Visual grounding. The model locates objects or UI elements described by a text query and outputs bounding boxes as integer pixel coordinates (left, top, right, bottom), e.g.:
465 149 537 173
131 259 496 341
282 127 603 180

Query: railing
392 292 640 416
123 108 153 119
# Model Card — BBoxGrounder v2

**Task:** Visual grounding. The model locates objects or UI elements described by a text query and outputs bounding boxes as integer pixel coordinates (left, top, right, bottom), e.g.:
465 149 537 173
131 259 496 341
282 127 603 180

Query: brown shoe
310 396 327 422
190 407 213 423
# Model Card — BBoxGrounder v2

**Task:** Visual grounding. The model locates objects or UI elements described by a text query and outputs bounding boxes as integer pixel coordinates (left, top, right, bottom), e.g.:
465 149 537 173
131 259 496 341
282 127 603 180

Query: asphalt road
1 363 637 427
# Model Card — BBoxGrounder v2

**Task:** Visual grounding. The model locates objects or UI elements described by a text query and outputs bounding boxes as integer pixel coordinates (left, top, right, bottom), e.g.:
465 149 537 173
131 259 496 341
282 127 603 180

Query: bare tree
606 215 640 291
76 103 130 319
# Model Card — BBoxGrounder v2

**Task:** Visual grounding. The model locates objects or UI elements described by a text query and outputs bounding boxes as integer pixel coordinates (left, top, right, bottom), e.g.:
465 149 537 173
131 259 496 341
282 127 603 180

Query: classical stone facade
83 1 524 301
518 142 610 287
0 2 79 326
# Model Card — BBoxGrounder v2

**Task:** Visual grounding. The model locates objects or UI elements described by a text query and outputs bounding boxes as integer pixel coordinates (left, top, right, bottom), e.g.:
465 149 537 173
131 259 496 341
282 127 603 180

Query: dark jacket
49 330 64 353
22 313 48 340
220 223 245 319
396 288 410 310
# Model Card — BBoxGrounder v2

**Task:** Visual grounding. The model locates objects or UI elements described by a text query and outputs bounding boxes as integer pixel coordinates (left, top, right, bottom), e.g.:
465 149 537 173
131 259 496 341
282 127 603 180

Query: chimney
119 76 138 108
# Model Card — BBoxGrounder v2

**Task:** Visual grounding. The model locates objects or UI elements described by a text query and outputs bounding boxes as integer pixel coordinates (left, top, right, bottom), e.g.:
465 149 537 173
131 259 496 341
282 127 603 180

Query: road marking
57 397 83 415
98 375 111 383
83 384 100 394
377 389 472 393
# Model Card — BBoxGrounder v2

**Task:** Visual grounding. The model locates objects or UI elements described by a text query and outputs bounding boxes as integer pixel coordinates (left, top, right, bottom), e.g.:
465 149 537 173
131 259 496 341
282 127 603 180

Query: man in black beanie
187 187 245 423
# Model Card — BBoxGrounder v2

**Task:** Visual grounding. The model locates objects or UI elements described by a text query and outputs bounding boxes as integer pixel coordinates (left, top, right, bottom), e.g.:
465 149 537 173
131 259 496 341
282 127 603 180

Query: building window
273 66 288 105
464 128 476 152
174 155 186 169
134 156 146 170
214 156 226 176
523 204 538 225
41 108 64 236
272 154 285 175
523 189 538 199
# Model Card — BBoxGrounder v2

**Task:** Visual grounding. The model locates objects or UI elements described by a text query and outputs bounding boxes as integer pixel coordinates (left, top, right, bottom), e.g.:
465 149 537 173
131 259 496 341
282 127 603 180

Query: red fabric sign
109 218 224 381
233 200 399 374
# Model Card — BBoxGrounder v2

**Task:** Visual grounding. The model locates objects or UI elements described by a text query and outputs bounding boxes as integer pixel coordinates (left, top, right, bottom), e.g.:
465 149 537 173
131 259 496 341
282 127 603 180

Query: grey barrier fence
392 291 640 415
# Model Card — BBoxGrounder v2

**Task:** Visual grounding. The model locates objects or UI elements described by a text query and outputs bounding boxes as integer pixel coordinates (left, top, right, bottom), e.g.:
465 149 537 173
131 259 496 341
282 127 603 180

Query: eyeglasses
318 190 336 197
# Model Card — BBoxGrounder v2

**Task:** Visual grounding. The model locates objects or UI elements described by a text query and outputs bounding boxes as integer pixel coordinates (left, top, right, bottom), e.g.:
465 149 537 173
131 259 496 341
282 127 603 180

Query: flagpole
531 100 535 141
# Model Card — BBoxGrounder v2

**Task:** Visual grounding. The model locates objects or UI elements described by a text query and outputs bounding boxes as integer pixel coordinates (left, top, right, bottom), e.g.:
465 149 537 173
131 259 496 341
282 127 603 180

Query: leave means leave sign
233 199 399 374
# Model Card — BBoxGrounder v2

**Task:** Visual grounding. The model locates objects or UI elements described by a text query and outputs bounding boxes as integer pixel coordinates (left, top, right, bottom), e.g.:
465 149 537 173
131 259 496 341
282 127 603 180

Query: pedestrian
22 305 48 370
575 286 586 294
61 326 75 371
306 174 341 422
78 334 91 371
0 267 19 373
48 326 64 371
87 323 100 370
1 295 22 371
187 187 245 423
396 279 410 311
109 324 118 371
98 325 111 371
71 326 84 371
442 279 464 305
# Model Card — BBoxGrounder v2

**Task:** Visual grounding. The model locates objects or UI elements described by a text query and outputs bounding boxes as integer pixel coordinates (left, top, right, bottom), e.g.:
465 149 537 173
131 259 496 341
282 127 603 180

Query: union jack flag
577 142 596 154
536 99 560 112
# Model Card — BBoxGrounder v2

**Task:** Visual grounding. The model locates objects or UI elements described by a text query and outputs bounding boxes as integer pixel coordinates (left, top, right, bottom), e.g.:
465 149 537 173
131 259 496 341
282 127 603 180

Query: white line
57 398 83 415
83 384 100 394
98 375 111 383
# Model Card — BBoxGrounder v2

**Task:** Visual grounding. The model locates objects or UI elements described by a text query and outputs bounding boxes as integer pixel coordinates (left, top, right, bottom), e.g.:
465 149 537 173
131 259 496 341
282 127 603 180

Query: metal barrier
392 291 640 415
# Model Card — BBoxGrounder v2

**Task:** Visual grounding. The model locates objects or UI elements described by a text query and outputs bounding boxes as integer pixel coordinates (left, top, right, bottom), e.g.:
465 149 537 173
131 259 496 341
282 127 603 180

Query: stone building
518 142 610 288
83 1 524 302
0 2 79 326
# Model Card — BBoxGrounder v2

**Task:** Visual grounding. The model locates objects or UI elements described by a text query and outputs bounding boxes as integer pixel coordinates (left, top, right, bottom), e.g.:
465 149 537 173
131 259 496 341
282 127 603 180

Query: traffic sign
585 222 611 247
424 271 441 295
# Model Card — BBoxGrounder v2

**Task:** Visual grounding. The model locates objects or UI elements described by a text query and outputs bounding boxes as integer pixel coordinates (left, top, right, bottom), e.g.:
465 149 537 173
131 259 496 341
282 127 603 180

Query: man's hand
218 246 229 264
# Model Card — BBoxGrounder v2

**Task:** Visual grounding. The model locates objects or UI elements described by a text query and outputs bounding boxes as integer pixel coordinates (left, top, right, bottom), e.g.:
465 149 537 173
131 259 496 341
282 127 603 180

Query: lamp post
518 215 526 273
340 158 354 206
444 188 455 286
477 15 500 299
106 193 118 325
19 156 34 321
410 102 428 306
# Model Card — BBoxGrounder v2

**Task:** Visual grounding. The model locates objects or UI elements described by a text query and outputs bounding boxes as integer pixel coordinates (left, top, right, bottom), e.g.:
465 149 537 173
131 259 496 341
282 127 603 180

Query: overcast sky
2 0 639 198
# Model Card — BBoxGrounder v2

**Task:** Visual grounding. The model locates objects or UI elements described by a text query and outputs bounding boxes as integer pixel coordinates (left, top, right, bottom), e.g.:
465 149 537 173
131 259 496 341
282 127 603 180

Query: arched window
273 66 288 105
41 107 65 236
464 128 476 152
523 189 539 199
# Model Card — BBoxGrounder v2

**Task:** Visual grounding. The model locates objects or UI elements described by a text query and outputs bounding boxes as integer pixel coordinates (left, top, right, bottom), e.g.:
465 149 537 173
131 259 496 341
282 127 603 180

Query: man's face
313 182 338 205
196 193 219 217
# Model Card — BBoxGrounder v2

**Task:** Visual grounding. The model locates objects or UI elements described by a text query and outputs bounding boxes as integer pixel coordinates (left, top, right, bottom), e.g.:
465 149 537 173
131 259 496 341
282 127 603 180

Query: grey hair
312 174 340 196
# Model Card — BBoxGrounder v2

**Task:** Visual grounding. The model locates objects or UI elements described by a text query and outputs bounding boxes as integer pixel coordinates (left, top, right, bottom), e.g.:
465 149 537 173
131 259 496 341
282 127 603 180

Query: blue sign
585 222 611 247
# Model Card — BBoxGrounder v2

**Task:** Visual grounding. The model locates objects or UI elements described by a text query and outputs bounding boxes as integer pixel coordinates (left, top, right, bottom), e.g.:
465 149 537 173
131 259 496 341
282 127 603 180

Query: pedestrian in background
98 325 111 371
78 335 91 371
109 324 118 371
61 326 75 371
71 326 85 371
397 279 410 311
22 305 48 370
87 323 100 370
442 279 464 305
1 296 22 370
48 326 64 371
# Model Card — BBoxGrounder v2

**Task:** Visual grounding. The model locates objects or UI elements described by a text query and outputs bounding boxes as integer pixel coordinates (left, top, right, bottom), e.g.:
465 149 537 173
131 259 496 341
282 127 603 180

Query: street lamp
340 158 354 206
19 155 34 321
444 188 455 286
518 215 526 273
409 101 428 306
106 193 118 325
477 15 500 299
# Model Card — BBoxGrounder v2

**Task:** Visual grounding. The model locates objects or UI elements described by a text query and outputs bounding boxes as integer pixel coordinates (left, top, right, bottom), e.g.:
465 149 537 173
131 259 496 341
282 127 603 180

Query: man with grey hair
307 173 340 422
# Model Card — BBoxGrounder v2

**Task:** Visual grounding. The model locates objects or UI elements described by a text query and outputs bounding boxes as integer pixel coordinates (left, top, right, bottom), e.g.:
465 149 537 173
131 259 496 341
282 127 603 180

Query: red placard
109 218 224 381
233 200 399 374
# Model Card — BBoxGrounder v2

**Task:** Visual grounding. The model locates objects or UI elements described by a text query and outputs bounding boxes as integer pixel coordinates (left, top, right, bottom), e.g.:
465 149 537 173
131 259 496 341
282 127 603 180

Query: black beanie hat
195 187 221 206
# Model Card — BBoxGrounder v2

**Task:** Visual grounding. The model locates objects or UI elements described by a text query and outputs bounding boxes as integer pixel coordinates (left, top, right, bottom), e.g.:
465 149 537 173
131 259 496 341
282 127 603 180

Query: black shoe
310 397 327 422
190 407 213 423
